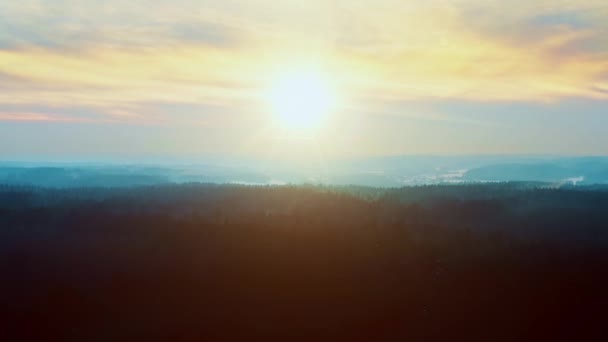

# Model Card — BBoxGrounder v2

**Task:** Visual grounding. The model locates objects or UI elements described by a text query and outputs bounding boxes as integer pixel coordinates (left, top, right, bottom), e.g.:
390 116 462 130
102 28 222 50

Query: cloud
0 0 607 124
0 111 114 123
0 45 261 109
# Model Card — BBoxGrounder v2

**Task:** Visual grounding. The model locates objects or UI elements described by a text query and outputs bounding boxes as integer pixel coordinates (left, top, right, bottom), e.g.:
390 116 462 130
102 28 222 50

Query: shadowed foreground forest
1 183 607 341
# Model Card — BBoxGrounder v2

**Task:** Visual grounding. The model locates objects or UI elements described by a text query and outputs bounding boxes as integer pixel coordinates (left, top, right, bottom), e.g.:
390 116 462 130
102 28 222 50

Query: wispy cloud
0 111 115 123
0 0 607 124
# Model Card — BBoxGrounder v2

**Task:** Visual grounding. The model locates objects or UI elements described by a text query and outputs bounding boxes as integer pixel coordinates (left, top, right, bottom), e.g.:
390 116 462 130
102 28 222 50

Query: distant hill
463 158 608 184
0 167 170 188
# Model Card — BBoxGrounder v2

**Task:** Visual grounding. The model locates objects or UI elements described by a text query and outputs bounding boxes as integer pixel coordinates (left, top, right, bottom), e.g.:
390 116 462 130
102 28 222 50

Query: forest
1 183 607 340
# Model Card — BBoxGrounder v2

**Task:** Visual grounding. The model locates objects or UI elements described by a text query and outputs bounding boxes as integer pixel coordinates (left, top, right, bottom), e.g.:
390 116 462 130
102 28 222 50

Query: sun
266 69 337 130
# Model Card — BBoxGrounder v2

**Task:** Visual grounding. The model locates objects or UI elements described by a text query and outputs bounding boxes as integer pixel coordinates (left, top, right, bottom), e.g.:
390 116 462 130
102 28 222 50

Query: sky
1 0 608 161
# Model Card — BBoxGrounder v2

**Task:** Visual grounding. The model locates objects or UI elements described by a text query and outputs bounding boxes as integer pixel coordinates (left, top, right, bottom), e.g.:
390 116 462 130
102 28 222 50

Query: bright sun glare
267 69 337 130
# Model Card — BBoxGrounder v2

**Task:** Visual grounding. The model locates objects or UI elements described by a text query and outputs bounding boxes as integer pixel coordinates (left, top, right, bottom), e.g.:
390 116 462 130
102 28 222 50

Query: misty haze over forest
3 155 608 188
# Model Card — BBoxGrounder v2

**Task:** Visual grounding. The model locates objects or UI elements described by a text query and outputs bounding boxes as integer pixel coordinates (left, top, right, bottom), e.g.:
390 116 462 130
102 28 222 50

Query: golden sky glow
1 1 608 157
